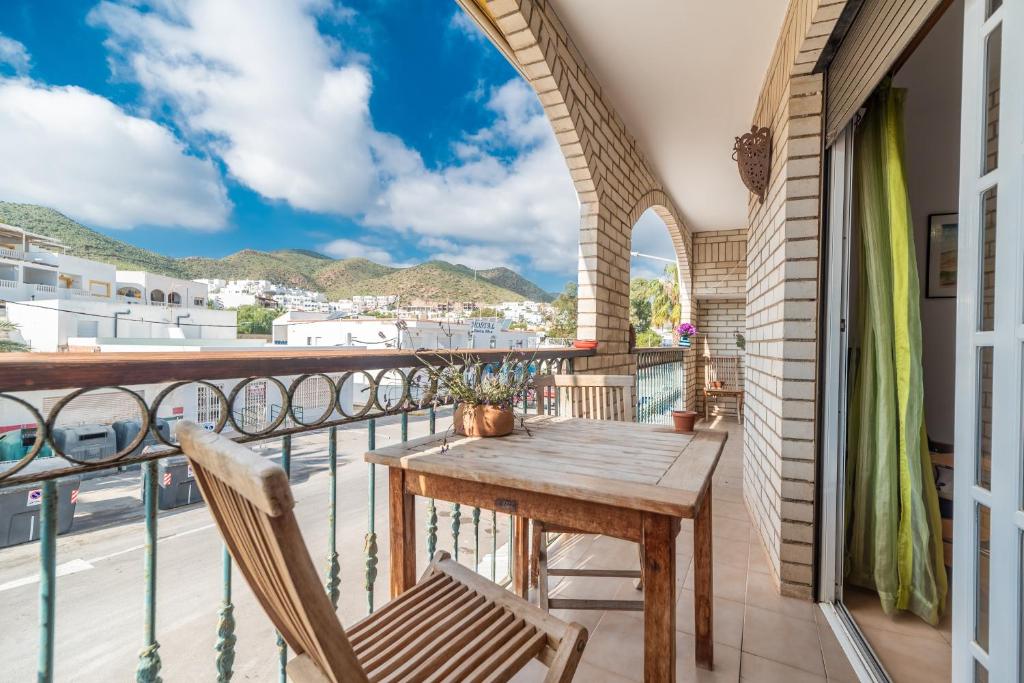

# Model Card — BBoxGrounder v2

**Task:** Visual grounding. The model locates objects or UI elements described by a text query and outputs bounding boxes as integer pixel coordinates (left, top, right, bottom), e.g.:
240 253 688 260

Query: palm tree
0 319 29 352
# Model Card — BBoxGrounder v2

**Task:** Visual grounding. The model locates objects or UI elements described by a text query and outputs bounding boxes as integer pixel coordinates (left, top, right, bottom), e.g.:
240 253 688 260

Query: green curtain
845 83 948 625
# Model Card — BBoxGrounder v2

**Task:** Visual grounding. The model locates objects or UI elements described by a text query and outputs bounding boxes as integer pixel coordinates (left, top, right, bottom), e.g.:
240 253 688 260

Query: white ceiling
549 0 789 231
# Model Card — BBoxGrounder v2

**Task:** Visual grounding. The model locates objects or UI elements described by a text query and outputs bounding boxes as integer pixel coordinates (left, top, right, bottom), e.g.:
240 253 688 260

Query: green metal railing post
277 435 291 683
426 407 437 560
365 419 378 614
472 507 481 571
325 426 340 608
136 461 161 683
38 480 56 683
451 503 461 561
215 547 236 682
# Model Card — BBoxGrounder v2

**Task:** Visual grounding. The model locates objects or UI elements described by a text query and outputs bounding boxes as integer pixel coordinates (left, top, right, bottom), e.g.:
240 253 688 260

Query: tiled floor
511 419 860 682
844 584 951 682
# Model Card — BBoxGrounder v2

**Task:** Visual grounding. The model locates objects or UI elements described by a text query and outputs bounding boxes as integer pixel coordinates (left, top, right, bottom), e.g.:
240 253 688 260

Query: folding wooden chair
703 355 744 423
176 421 588 682
529 375 644 612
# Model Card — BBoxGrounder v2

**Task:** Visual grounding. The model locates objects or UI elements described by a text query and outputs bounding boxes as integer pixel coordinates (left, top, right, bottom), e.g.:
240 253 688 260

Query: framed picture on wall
926 212 958 298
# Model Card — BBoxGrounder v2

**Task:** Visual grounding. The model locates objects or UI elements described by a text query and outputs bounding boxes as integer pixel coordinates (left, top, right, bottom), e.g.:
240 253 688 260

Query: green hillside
0 203 554 303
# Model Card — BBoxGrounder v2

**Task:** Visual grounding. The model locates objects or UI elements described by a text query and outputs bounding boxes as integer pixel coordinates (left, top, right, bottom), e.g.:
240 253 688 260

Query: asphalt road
0 410 514 682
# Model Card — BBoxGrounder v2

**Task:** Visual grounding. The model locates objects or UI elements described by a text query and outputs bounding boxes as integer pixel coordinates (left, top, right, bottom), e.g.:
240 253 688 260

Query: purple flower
676 322 697 337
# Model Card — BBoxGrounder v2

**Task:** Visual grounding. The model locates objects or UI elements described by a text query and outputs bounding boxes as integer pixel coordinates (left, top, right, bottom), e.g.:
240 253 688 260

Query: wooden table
366 415 727 682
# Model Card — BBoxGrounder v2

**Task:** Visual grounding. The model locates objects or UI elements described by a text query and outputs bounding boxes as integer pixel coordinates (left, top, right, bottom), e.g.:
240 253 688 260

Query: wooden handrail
0 347 595 392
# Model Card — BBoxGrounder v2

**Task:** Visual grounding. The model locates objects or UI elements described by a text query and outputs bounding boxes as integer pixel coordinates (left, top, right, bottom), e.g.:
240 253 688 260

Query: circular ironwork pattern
226 376 290 437
45 386 149 465
149 380 229 447
0 352 575 486
0 393 48 481
288 374 338 427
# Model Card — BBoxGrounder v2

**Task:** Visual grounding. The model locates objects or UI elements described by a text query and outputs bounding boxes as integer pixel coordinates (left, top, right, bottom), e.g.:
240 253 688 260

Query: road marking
0 559 94 593
0 522 216 593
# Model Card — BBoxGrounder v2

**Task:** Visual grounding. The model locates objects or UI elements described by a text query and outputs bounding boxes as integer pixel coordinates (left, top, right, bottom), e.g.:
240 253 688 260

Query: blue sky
0 0 674 292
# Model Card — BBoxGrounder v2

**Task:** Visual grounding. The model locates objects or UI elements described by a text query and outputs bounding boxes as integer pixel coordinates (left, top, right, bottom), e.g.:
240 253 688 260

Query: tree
474 307 501 318
629 278 653 332
546 282 577 338
635 329 664 348
236 305 281 335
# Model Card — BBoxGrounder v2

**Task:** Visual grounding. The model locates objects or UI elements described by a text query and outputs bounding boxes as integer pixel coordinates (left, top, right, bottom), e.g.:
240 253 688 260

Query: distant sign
470 319 498 334
27 489 42 506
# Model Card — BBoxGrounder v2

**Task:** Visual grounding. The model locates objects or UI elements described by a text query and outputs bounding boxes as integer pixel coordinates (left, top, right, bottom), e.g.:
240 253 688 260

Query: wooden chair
703 355 744 424
529 375 643 612
175 421 588 683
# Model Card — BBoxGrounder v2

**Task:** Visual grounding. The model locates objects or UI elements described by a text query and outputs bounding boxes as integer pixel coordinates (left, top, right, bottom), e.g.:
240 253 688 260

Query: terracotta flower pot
454 404 515 437
671 410 698 434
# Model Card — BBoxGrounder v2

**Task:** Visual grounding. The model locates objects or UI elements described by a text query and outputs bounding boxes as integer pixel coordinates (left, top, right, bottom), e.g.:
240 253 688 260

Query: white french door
952 0 1023 680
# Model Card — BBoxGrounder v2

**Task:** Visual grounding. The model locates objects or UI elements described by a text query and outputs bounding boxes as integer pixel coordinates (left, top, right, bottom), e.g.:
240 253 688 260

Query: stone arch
482 0 689 373
149 289 165 303
627 190 694 326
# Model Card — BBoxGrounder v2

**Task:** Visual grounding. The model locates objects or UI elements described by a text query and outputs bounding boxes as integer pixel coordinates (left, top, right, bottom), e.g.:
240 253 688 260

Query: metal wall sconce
733 126 772 203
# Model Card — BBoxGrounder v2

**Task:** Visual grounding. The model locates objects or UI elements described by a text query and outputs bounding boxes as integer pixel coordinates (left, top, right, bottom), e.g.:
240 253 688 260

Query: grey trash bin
51 425 117 480
0 459 80 548
112 419 170 470
142 456 203 510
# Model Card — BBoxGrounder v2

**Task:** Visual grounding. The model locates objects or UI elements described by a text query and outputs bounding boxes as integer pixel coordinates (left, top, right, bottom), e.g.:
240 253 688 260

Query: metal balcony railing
634 346 688 424
0 347 592 681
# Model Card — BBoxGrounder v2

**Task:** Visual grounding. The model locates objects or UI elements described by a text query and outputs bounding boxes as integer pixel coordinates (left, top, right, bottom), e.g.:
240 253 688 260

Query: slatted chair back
704 355 740 390
534 374 635 422
176 421 367 683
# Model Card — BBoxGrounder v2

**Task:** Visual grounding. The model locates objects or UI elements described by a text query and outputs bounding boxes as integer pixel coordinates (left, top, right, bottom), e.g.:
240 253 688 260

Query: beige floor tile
684 558 748 603
844 585 949 643
745 570 815 621
862 626 951 683
815 618 859 683
676 589 745 649
739 652 826 682
713 516 752 543
742 604 826 676
509 657 634 682
712 537 750 570
747 542 770 575
581 611 645 678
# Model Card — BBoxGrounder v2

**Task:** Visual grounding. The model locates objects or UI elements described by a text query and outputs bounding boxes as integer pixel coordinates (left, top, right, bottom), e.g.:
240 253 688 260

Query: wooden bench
176 421 588 682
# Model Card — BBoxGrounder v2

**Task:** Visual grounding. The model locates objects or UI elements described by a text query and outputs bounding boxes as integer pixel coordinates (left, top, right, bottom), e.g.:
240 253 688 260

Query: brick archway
482 0 692 373
627 190 694 326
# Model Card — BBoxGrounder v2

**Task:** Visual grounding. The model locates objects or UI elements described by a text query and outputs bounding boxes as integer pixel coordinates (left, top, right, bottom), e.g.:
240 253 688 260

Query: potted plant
735 331 746 351
416 352 535 438
676 322 697 348
671 409 698 434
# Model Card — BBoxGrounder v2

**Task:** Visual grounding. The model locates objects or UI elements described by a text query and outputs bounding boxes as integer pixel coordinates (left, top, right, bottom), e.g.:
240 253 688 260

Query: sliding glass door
951 0 1023 680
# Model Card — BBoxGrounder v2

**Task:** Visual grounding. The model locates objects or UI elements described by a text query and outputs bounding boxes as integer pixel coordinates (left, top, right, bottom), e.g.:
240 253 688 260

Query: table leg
694 495 714 669
512 516 529 598
642 513 677 682
388 468 416 598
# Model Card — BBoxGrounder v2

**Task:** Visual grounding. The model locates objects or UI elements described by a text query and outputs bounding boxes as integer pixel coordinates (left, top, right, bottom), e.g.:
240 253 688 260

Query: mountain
0 203 554 303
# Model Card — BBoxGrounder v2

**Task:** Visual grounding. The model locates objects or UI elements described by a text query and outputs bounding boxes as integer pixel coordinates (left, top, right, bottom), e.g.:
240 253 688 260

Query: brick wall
484 0 693 380
742 0 838 599
690 229 748 417
693 229 747 299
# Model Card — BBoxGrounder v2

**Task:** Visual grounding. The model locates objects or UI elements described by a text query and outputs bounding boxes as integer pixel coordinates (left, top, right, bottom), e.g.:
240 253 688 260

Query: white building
117 271 209 308
275 315 540 351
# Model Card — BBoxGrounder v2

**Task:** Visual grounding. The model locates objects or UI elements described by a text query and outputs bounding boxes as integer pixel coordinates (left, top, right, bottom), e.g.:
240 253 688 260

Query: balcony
0 346 845 681
0 246 59 268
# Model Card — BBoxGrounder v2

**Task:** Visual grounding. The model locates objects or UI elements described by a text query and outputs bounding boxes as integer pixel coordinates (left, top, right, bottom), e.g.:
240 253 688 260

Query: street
0 410 513 681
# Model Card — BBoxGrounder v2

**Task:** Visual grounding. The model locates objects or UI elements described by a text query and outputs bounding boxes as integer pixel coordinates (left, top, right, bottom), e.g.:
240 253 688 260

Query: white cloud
320 237 395 264
449 10 485 43
365 80 579 274
629 208 677 278
90 0 378 215
90 2 580 274
0 34 30 75
0 77 230 230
